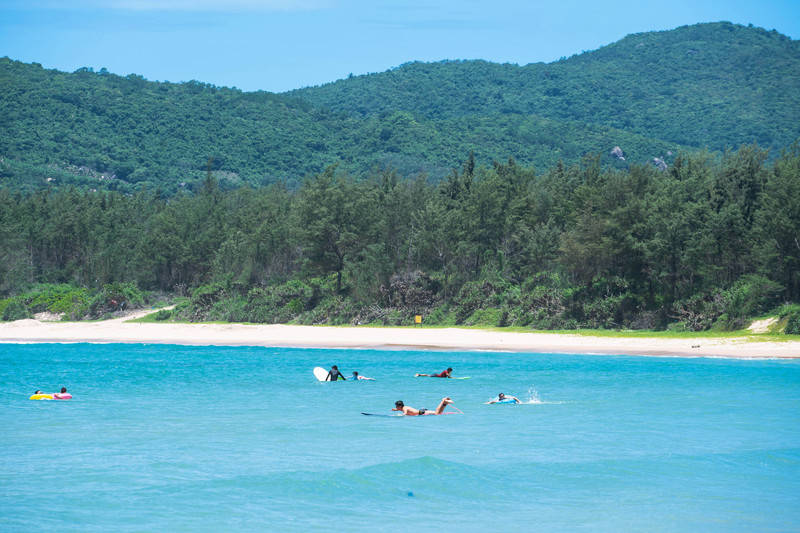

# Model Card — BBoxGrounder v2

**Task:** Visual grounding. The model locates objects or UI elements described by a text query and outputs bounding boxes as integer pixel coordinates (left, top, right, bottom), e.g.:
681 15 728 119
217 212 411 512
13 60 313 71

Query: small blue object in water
407 491 414 497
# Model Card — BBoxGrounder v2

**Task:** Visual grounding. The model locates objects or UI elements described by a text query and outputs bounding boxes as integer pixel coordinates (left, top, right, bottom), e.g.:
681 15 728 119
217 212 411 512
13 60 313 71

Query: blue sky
1 0 798 92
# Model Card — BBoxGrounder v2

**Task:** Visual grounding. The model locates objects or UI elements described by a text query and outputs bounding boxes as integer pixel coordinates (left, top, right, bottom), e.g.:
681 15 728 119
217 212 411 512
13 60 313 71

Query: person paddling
352 371 375 381
415 367 453 378
486 392 520 404
392 397 454 416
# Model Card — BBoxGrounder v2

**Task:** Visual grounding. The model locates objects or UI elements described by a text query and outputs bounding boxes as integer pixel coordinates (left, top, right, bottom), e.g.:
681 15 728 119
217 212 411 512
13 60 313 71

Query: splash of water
523 386 543 404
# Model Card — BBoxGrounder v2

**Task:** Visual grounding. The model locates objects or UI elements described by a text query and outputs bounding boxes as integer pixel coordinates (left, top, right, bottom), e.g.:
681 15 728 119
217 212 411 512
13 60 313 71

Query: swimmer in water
326 365 346 381
54 387 71 399
352 371 375 381
486 392 520 404
392 397 454 416
415 367 453 378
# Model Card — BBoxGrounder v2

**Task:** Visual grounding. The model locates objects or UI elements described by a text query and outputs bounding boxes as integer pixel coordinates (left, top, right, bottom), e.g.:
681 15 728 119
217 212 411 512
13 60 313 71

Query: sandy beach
0 310 798 359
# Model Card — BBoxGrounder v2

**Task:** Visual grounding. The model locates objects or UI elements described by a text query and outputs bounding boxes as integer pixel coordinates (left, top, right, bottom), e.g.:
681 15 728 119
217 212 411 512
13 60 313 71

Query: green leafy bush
717 275 784 329
781 305 800 335
464 307 505 327
1 298 29 321
27 284 91 314
245 280 314 323
154 309 172 321
88 282 146 319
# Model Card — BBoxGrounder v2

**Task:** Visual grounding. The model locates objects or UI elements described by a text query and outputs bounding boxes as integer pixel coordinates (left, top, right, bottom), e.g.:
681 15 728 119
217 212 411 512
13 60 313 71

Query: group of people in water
324 365 375 381
323 365 521 415
31 387 72 400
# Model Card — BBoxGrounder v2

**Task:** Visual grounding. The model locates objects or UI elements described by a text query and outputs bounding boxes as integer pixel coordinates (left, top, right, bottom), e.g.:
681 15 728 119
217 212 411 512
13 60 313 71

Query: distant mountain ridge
290 22 800 152
1 21 798 193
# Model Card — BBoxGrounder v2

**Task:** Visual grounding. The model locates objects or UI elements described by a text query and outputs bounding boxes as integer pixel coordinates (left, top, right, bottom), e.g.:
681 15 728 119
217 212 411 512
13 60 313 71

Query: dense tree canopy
2 145 798 330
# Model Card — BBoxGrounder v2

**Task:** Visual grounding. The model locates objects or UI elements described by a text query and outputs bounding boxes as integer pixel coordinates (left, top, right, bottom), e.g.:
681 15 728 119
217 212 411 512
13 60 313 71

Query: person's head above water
35 390 41 394
60 387 67 393
498 393 505 399
331 365 338 370
352 371 358 376
395 401 404 408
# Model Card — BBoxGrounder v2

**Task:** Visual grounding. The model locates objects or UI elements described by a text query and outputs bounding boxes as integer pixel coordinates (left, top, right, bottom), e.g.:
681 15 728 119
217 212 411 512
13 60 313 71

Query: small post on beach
415 315 422 327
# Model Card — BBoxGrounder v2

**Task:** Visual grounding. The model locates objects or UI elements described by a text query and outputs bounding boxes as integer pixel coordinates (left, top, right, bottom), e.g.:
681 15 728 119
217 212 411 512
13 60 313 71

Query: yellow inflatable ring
29 394 54 400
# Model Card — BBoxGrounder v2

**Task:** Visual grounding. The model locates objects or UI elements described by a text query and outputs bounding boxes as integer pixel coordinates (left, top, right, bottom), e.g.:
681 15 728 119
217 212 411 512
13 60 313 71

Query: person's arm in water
508 396 521 403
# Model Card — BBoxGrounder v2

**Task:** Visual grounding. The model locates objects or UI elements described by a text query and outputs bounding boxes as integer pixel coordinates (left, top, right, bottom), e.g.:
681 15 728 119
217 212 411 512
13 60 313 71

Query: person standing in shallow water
326 365 346 381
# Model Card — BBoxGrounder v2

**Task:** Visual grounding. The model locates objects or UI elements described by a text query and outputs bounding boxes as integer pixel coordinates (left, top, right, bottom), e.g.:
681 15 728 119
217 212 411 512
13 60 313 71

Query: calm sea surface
2 343 799 532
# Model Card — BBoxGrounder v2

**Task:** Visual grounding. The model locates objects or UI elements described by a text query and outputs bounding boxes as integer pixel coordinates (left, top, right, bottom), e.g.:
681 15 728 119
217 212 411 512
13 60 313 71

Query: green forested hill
291 22 800 152
0 60 678 193
1 22 798 193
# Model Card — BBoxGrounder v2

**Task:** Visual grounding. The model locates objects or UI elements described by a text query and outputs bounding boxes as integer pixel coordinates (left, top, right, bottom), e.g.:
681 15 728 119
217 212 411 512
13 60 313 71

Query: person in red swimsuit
415 367 452 378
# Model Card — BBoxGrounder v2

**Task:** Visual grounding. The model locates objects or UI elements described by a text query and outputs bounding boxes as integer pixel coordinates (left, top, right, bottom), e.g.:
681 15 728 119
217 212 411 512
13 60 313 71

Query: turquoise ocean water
2 343 799 532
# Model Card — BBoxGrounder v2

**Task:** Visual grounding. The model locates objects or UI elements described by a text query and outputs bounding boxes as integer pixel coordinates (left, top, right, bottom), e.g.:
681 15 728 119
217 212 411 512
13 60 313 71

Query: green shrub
245 280 314 323
721 275 783 322
667 321 690 332
208 296 248 322
452 279 511 323
425 304 457 326
27 284 91 314
88 282 147 319
154 309 172 321
464 307 504 327
671 294 723 331
2 298 29 321
783 306 800 335
294 295 357 325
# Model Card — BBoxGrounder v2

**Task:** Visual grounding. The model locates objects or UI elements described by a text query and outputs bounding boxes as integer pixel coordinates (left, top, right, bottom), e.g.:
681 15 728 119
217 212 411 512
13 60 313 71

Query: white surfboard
313 367 329 381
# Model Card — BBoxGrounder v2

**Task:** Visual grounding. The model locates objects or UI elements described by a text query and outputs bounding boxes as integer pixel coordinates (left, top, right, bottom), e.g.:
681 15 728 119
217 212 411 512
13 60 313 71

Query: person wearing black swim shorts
392 397 453 415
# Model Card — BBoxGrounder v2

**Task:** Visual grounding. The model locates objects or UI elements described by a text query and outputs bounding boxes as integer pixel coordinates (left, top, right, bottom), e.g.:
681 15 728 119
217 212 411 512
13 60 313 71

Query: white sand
1 309 798 359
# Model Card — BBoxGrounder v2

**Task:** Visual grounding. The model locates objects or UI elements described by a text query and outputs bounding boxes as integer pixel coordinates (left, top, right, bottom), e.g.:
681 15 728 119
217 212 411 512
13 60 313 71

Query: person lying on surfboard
486 392 520 404
415 367 452 378
392 397 454 415
352 371 375 381
326 365 346 381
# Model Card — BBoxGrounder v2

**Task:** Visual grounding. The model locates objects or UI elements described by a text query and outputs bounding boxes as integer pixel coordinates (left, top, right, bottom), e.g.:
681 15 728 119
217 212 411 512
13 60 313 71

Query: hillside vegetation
2 22 798 193
292 22 800 153
2 145 799 332
2 22 799 332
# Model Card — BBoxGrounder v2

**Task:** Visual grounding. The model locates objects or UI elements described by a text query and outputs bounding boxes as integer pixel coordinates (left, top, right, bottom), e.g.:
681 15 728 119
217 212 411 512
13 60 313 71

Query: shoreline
1 311 798 359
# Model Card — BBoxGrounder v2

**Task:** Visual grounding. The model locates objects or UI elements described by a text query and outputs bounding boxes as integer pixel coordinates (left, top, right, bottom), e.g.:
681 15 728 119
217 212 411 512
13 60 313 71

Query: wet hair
35 390 41 394
60 387 67 393
447 367 453 372
498 393 505 398
395 401 404 407
332 365 338 370
352 371 358 376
